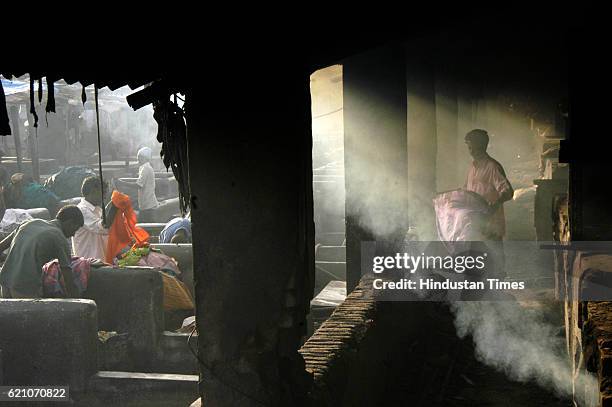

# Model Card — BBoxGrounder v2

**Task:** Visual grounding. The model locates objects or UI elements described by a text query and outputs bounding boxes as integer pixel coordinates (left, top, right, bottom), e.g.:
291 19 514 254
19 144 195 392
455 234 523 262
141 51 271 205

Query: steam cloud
450 301 598 407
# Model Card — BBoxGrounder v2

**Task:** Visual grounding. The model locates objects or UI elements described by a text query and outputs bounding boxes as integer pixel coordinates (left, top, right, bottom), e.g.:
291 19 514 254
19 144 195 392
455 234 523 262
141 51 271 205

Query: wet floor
382 299 571 407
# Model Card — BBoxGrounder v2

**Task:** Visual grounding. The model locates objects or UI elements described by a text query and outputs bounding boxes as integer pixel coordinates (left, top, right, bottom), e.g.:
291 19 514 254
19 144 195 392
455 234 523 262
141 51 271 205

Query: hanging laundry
45 77 55 113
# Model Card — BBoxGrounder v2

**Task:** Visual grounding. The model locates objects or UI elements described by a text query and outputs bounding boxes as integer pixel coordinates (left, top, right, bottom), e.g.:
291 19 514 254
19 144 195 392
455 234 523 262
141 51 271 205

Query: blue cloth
159 217 191 243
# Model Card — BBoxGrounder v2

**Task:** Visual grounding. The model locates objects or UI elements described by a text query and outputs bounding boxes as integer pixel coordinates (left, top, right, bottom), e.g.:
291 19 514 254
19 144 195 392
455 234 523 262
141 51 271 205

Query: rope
94 85 107 225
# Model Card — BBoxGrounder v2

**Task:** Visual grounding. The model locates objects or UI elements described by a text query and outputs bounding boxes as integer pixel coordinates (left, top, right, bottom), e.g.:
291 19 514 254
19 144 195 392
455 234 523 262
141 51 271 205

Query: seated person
3 173 60 216
72 176 117 260
159 213 191 244
0 205 84 298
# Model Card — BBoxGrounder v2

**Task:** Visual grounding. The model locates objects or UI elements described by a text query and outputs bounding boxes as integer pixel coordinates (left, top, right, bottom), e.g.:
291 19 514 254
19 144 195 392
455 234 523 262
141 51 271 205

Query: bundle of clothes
43 166 97 200
0 208 33 238
433 188 491 253
3 173 60 215
42 256 97 297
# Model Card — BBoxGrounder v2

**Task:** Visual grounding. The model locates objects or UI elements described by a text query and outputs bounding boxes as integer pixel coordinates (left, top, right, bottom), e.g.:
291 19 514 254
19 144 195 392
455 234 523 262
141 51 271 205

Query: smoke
450 301 599 407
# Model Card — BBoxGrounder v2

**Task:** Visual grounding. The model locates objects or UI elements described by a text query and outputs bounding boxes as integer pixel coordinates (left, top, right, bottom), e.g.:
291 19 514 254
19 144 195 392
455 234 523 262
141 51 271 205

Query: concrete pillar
406 52 438 240
456 85 477 184
435 75 459 192
186 69 314 406
343 45 408 292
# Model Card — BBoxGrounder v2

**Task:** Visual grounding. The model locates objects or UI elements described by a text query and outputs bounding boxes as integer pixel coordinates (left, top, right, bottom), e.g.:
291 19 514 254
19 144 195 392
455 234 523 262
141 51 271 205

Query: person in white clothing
72 176 117 260
116 147 159 222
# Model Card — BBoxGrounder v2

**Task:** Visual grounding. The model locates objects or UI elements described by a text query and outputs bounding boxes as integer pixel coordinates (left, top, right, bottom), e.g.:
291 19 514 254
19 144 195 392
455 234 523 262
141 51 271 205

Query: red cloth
106 191 149 263
42 256 95 297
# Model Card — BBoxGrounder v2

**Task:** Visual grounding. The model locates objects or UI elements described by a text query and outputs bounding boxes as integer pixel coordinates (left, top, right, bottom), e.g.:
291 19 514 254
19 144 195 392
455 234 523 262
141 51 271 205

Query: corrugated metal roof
1 72 158 93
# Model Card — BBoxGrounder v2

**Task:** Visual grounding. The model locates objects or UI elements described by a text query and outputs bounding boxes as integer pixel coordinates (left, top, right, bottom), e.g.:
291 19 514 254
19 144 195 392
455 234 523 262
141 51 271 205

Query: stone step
315 261 346 296
316 232 346 246
154 331 199 375
316 261 346 280
314 215 346 233
84 371 199 405
98 330 199 375
316 246 346 262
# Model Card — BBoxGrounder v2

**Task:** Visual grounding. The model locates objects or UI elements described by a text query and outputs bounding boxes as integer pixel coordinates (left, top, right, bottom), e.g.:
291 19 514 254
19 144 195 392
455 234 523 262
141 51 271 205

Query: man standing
464 129 514 278
0 205 84 298
73 176 117 260
116 146 159 222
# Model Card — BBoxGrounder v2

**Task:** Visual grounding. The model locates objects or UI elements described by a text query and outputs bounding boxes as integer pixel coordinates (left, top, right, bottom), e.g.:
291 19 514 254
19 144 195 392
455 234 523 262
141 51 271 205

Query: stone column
406 51 438 240
435 74 459 192
343 45 409 292
185 69 314 406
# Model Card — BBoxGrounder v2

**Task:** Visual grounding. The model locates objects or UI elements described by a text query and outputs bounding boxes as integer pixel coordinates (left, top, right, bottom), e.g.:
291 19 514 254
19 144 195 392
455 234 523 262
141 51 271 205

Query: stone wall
186 69 315 406
554 199 612 406
300 278 432 406
0 299 98 392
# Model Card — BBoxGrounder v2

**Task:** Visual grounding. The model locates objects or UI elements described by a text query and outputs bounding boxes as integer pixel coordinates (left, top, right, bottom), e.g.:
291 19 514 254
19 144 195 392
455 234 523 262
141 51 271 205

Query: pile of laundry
3 173 59 215
43 166 97 200
42 256 99 297
0 208 33 237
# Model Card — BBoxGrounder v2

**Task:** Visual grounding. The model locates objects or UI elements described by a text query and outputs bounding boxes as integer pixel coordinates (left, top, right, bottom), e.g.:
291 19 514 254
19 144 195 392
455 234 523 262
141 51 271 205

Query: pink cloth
434 189 490 245
42 256 95 297
464 154 513 238
137 251 181 277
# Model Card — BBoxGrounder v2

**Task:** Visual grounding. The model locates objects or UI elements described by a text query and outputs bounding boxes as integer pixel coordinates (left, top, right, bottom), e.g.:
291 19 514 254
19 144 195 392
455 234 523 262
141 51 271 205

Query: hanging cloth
29 78 38 128
106 190 149 263
46 77 55 113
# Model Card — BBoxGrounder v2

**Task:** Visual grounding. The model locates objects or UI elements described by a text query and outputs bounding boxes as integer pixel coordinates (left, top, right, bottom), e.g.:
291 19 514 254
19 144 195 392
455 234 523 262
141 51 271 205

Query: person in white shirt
116 147 159 222
72 176 117 260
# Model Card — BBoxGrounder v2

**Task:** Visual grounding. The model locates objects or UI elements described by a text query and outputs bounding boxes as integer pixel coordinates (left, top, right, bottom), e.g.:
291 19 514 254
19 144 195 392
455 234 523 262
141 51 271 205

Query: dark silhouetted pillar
186 68 314 406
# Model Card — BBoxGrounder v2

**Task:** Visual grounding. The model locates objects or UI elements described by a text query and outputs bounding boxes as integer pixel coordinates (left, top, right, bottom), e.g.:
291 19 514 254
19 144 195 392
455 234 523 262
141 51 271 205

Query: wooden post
9 105 22 172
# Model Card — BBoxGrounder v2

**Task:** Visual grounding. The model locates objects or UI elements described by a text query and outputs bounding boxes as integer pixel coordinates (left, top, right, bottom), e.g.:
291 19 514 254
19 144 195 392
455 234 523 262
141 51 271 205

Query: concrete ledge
84 267 164 367
316 233 346 246
86 371 199 405
316 246 346 262
153 331 199 374
0 299 98 392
